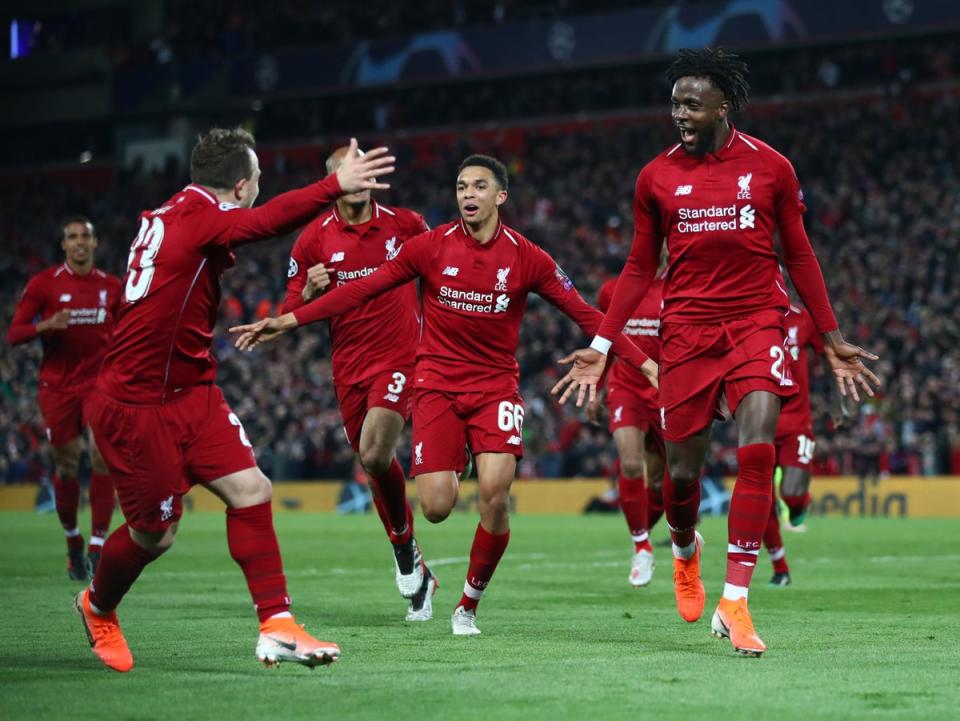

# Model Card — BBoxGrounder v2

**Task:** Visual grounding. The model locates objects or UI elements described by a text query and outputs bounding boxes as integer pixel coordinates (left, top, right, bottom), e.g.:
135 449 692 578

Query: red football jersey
293 219 649 394
598 275 662 402
8 264 122 388
598 126 838 342
777 304 824 433
98 177 343 404
282 201 428 385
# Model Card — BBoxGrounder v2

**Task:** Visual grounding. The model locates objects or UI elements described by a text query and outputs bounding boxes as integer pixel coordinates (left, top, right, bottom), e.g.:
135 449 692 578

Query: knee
479 491 510 521
358 445 391 477
421 499 452 524
620 457 644 480
668 461 699 487
55 457 80 480
130 523 178 554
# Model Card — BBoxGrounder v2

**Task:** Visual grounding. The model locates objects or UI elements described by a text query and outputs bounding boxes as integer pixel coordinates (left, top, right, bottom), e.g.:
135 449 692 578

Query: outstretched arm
8 283 68 345
230 233 425 350
207 139 396 247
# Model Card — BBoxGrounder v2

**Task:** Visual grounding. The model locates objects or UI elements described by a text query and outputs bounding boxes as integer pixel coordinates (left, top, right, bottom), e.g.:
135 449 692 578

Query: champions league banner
219 0 960 98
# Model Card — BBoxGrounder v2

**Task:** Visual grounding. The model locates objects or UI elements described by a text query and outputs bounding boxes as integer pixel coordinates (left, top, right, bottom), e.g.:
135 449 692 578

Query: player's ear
496 190 508 207
233 176 248 201
717 98 730 120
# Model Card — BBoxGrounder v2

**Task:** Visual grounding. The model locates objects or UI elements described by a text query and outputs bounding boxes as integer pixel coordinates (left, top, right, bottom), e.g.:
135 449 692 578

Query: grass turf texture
1 511 958 721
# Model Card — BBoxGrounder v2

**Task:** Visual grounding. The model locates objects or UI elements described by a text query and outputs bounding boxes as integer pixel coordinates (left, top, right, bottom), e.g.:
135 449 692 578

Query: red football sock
458 524 510 612
226 502 292 622
763 497 789 573
88 472 115 545
725 443 776 596
781 492 810 516
370 458 413 545
88 524 161 613
663 465 700 549
647 482 664 530
53 473 80 540
618 471 651 551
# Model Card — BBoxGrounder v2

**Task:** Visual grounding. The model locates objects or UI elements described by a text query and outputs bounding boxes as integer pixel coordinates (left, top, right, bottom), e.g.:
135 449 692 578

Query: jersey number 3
124 217 165 302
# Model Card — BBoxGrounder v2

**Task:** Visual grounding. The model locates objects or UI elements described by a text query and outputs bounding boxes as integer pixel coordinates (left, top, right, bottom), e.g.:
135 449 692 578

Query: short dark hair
666 47 750 111
62 216 94 237
457 154 509 191
190 126 256 189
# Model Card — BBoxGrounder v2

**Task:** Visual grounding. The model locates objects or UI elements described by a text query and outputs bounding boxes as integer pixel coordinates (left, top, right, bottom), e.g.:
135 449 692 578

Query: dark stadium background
1 0 957 487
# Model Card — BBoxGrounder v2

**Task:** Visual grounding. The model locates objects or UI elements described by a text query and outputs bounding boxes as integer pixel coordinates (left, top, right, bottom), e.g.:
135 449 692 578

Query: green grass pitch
1 510 958 721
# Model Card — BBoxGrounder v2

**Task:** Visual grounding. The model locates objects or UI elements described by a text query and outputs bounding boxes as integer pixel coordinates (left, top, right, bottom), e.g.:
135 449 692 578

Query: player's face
61 222 97 264
328 147 372 206
236 148 262 208
671 76 730 156
456 166 506 226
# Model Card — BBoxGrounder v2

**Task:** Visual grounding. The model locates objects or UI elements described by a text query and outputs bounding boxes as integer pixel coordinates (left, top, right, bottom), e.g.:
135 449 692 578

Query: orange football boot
711 596 767 657
256 617 341 668
74 589 134 672
672 531 705 622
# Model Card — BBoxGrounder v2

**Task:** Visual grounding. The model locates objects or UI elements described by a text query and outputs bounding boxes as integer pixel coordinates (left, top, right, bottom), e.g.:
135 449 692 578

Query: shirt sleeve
804 309 826 355
281 228 313 314
293 230 427 327
7 277 45 345
530 248 648 370
776 159 839 334
596 166 663 343
197 174 343 249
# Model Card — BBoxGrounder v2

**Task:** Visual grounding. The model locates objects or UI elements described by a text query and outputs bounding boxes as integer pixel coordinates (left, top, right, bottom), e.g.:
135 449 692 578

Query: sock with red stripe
663 465 700 558
370 458 413 546
227 502 292 622
53 473 81 547
724 443 776 600
88 523 161 613
458 524 510 612
618 471 652 552
88 472 115 550
763 496 789 573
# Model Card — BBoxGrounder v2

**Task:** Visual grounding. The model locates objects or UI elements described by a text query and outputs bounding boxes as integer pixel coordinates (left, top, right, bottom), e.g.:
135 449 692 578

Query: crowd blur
2 88 958 482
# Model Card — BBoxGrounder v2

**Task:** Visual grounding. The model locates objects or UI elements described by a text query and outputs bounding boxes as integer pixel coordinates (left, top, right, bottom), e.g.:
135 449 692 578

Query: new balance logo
383 392 399 403
737 172 753 200
330 252 345 262
442 266 459 276
506 435 521 446
739 205 755 229
415 442 424 465
675 185 693 196
59 294 72 302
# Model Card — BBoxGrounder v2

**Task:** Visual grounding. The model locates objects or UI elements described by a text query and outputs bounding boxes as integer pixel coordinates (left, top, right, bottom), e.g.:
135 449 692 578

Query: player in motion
8 218 120 580
231 155 657 636
586 258 668 588
74 128 395 672
283 145 435 621
553 49 879 656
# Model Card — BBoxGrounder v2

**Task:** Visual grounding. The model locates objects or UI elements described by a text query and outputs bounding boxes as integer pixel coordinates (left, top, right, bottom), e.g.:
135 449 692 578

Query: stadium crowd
2 91 958 483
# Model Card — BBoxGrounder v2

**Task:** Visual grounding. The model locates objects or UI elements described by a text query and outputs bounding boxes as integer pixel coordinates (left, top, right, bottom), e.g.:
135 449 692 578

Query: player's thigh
723 314 798 424
37 385 84 450
84 424 109 474
335 377 372 453
184 386 260 502
612 425 646 478
475 452 516 503
410 390 469 475
665 425 712 485
733 390 781 446
358 407 406 467
414 471 460 520
659 325 727 443
86 390 188 534
644 438 666 490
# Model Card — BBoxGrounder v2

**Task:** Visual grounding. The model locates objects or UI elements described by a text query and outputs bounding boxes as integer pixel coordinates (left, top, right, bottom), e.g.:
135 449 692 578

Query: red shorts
335 367 414 452
606 387 666 457
87 384 258 533
776 423 817 470
38 383 94 446
410 389 524 475
659 311 798 442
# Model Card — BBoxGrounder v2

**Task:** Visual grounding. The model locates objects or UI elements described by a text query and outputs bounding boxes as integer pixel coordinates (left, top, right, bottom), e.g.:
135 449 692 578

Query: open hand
335 138 395 193
551 348 608 406
229 314 297 351
824 341 880 402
